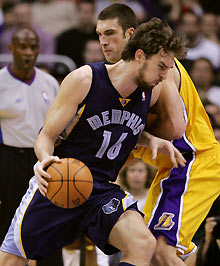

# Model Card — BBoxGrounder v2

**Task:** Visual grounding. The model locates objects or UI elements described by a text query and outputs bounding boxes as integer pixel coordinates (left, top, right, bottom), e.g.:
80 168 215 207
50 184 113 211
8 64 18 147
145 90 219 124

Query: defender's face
135 50 175 91
96 18 129 63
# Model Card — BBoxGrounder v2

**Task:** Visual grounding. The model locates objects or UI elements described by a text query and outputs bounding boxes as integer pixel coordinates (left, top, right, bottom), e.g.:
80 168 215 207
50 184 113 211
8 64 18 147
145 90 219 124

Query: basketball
45 158 93 208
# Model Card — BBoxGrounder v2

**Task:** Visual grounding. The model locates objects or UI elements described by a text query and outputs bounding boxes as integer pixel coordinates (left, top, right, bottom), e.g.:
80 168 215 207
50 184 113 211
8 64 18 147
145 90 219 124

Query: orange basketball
45 158 93 208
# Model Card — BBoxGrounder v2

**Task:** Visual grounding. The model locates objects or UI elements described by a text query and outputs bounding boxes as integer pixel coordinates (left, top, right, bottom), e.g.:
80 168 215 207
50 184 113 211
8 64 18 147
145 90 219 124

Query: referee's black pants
0 144 37 244
0 144 64 265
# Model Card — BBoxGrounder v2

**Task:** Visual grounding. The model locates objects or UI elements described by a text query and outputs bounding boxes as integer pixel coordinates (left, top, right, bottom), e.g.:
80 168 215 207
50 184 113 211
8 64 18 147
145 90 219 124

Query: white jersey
0 66 59 147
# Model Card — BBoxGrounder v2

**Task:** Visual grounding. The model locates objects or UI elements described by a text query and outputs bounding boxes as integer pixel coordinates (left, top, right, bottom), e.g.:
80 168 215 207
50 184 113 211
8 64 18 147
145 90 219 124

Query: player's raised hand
137 131 186 168
34 156 61 196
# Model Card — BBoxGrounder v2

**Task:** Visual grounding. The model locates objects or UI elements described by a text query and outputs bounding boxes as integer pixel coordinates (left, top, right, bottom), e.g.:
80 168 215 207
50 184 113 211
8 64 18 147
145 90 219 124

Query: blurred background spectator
177 10 220 70
137 0 182 27
119 159 156 211
51 62 70 85
190 58 220 106
1 1 16 31
56 0 97 68
82 37 104 64
0 1 55 68
200 13 220 45
31 0 78 38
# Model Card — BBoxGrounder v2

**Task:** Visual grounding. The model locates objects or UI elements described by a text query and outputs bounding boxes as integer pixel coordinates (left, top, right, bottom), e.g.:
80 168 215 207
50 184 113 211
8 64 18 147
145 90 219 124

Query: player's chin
105 54 117 64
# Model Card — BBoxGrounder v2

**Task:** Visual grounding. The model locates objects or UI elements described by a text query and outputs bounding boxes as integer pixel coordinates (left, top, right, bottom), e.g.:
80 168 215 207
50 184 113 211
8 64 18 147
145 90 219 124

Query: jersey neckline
7 65 36 86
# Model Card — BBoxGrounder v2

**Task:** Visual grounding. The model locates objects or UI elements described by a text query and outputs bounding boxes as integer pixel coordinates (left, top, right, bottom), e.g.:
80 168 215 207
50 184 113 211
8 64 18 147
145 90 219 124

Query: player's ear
135 49 145 62
125 27 135 40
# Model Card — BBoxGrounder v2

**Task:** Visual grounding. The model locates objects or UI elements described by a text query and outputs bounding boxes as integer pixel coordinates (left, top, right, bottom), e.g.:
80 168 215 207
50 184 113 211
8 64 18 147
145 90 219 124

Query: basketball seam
47 180 92 183
48 165 64 201
72 164 88 201
67 158 69 208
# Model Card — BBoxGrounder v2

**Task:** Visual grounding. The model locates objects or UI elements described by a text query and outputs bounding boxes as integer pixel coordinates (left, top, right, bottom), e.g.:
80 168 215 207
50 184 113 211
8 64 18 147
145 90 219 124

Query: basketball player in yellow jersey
96 3 220 266
135 58 220 265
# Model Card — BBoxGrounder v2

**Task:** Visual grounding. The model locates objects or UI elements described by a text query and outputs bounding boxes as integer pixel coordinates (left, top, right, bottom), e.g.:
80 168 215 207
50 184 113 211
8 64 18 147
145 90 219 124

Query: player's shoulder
67 65 92 85
60 65 92 100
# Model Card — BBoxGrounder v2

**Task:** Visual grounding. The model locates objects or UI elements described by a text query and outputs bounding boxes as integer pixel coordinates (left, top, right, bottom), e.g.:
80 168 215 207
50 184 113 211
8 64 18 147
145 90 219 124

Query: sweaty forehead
96 18 122 33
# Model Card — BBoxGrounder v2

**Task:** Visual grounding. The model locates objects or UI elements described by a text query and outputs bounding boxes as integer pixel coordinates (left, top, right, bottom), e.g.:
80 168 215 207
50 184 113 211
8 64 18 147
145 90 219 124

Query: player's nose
100 36 108 46
160 69 168 80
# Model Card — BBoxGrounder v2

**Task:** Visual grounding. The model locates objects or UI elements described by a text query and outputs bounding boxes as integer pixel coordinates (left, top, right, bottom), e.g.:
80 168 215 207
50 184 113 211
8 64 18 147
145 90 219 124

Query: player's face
135 50 175 91
126 161 148 191
96 18 130 63
11 31 39 71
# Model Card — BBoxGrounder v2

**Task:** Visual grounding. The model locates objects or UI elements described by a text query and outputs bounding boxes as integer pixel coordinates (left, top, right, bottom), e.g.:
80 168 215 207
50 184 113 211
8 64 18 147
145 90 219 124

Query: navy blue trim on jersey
174 60 181 92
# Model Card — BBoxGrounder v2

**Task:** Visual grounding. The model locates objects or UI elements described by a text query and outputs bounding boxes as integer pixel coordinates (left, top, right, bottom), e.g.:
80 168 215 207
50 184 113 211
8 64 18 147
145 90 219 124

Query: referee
0 27 59 245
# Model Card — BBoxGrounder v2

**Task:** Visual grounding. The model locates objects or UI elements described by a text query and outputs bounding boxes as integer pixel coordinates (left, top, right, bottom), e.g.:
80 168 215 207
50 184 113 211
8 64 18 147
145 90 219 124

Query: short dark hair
11 27 39 44
97 3 138 34
122 18 187 61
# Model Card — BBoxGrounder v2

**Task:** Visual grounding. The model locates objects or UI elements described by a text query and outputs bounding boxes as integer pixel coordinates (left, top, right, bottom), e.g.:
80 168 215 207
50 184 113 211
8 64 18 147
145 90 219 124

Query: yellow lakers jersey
134 59 218 166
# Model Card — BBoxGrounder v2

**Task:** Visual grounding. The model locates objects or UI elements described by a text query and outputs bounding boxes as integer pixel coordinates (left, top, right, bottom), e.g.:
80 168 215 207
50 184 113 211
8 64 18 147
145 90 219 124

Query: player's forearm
137 131 154 147
147 118 185 141
34 130 55 162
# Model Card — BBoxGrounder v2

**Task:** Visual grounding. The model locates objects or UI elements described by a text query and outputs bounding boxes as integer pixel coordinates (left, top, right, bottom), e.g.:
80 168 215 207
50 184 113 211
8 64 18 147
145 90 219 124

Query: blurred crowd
0 1 220 265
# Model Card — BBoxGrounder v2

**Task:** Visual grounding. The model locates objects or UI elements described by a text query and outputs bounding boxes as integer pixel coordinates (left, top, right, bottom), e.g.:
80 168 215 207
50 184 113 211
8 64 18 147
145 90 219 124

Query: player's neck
106 60 138 98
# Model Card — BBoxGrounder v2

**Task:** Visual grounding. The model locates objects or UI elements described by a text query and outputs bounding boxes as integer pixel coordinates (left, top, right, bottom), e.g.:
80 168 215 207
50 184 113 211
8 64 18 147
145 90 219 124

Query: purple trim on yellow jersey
173 134 196 153
174 60 181 92
148 154 194 248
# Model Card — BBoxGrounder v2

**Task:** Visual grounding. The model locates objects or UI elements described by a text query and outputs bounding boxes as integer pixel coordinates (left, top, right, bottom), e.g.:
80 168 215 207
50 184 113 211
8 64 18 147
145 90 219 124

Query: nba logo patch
154 212 175 231
42 91 49 104
142 91 146 101
102 198 120 214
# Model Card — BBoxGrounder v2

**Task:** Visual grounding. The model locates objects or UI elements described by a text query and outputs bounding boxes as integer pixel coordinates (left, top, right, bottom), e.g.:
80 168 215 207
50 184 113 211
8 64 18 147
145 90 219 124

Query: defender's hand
138 131 186 168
